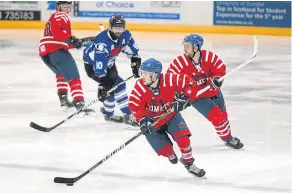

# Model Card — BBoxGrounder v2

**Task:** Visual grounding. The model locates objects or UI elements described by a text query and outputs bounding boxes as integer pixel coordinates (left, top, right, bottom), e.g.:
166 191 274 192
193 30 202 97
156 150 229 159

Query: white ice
0 30 291 193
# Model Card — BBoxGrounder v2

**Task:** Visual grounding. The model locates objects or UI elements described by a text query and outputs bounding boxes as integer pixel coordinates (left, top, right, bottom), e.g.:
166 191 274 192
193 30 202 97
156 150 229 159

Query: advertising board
0 1 41 21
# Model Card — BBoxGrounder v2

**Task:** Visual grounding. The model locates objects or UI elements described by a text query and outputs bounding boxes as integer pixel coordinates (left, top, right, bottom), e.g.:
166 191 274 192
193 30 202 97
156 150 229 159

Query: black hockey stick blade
30 121 56 132
54 177 75 185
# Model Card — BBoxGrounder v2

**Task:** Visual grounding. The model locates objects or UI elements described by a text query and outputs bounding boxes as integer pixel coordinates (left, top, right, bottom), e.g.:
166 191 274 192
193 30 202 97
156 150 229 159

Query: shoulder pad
122 29 132 39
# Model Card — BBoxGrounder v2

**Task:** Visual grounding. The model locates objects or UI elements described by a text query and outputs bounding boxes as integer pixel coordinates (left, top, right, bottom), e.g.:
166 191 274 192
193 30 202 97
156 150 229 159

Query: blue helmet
183 34 204 50
139 58 162 76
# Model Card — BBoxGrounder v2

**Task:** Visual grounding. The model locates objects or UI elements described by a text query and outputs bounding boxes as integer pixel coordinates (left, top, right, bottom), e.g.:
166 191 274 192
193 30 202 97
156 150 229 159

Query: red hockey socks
176 136 194 163
68 78 84 101
207 106 231 141
56 74 68 93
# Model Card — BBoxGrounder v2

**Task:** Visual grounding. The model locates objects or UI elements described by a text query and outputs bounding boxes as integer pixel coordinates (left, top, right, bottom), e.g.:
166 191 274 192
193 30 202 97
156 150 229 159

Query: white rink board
40 1 213 25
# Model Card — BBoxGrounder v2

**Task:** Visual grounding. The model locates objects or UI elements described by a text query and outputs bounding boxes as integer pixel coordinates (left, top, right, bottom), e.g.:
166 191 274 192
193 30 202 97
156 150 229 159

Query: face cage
138 69 156 77
110 26 125 33
58 4 72 11
182 41 194 49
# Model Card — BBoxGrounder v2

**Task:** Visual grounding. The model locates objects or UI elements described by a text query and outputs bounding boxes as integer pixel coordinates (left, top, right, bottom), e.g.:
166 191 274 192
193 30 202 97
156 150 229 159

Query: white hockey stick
196 36 258 97
99 24 105 31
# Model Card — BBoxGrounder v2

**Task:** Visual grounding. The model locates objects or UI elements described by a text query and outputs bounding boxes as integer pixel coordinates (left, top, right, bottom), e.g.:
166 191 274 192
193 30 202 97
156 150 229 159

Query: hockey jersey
129 73 199 128
167 50 226 98
39 11 74 56
83 29 139 77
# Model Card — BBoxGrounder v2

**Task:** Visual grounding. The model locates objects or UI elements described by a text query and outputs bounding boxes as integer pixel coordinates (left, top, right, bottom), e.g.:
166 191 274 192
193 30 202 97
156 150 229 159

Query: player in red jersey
167 34 243 149
39 1 93 115
128 58 205 177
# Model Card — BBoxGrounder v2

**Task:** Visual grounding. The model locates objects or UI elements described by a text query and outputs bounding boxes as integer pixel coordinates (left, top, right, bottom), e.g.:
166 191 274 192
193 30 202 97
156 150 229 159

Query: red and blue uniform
39 11 84 102
129 72 198 159
167 51 232 141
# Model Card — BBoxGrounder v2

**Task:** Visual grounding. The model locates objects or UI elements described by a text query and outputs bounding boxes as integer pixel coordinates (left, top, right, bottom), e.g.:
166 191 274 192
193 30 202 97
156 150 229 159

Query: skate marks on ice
0 163 290 193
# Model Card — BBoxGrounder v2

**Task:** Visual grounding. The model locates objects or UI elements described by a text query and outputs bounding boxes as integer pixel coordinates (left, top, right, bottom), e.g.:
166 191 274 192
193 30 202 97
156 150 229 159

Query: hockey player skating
83 14 140 126
38 1 94 116
167 34 243 149
128 58 206 177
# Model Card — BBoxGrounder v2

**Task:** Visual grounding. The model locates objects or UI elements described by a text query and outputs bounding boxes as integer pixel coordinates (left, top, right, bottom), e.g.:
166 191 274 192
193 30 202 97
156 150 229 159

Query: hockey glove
172 93 191 112
210 76 224 90
67 36 83 49
97 83 108 102
131 56 141 78
140 116 155 135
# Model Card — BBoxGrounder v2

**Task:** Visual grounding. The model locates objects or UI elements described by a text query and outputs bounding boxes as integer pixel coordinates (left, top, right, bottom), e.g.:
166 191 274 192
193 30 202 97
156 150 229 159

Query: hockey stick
30 75 134 132
53 36 258 186
80 36 95 43
53 109 173 186
99 24 105 31
196 36 258 96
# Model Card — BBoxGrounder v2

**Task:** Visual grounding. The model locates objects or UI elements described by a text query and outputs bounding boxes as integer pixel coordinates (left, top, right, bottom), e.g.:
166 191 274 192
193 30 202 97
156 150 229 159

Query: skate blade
188 172 207 179
225 143 245 150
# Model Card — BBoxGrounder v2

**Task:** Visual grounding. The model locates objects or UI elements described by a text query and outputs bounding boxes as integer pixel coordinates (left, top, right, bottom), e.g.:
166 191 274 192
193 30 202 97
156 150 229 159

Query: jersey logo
110 45 122 56
193 74 208 88
147 102 171 113
95 43 107 53
179 122 188 130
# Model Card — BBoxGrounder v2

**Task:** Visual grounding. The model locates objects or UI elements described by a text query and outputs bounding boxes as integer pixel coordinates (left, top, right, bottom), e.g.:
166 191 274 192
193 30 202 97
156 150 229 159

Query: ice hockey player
128 58 206 177
38 1 94 116
83 14 140 126
167 34 243 149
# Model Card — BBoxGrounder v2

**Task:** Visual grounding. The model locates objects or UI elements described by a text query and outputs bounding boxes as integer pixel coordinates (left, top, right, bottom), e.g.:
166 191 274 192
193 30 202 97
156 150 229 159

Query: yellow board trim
0 21 291 36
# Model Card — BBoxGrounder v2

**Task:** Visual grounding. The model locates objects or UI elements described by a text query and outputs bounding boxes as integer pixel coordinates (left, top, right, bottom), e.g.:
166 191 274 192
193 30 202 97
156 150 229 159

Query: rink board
0 20 290 36
0 1 291 36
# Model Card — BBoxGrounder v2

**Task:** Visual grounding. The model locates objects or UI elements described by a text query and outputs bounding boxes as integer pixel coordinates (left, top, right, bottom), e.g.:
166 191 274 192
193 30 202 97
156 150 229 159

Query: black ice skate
100 107 123 123
180 158 206 177
123 114 139 127
57 92 74 109
168 152 178 164
225 136 244 149
73 100 95 116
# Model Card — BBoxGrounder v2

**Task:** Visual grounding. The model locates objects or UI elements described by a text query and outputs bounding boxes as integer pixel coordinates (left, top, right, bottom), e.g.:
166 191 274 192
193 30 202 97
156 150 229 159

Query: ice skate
180 158 206 177
225 136 244 149
123 114 139 127
168 152 178 164
73 100 95 117
100 107 123 123
57 92 74 110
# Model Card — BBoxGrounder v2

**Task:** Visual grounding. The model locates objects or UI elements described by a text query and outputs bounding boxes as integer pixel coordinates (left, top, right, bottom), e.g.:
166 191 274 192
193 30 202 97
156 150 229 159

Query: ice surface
0 30 291 193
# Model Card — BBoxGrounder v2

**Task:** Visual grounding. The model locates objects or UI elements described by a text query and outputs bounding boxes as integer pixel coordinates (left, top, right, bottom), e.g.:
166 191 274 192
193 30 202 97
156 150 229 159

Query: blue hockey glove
131 56 141 78
172 93 191 112
210 76 224 89
140 116 155 135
